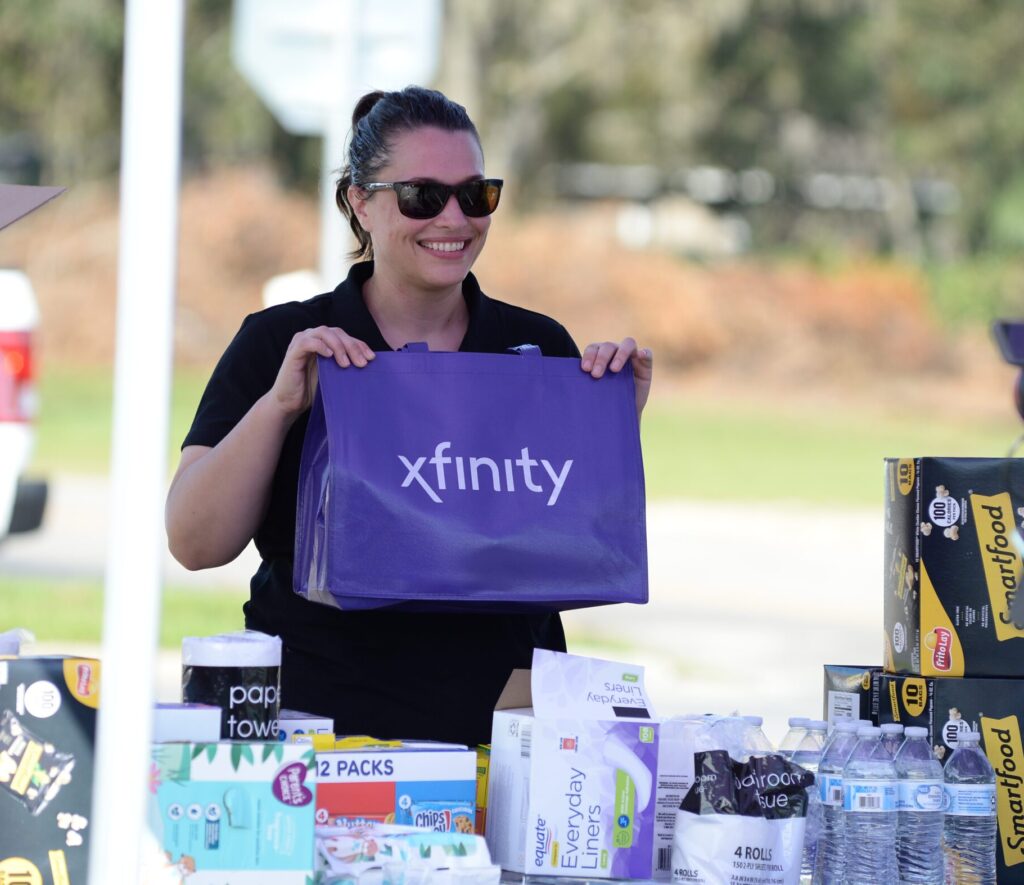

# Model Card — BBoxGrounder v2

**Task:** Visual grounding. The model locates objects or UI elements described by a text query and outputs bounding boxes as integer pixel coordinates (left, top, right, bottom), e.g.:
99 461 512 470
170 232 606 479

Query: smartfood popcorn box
146 741 317 883
822 664 881 726
0 656 99 885
486 649 660 879
884 457 1024 677
878 672 1024 883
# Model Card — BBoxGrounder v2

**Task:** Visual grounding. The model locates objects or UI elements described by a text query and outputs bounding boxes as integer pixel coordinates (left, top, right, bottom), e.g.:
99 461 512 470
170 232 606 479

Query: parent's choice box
486 650 659 879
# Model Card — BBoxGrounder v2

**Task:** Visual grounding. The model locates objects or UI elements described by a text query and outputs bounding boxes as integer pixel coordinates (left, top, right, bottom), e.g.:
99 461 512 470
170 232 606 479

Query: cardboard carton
486 649 660 879
278 708 333 743
0 656 99 885
822 664 881 725
879 672 1024 882
314 742 476 831
884 457 1024 677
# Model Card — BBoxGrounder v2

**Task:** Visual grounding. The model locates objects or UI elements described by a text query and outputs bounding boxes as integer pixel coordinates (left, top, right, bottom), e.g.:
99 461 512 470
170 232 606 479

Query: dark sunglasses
361 178 503 219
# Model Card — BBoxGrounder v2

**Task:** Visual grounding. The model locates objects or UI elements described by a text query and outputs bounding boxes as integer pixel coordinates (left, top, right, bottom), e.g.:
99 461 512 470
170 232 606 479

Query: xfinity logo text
399 441 573 506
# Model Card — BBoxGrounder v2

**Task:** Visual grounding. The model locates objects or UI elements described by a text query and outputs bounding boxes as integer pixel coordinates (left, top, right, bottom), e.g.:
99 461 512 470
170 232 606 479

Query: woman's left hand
581 338 654 419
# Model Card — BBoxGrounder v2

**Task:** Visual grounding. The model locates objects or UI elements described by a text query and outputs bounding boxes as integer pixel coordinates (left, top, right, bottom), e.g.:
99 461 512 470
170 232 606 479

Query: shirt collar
333 261 487 353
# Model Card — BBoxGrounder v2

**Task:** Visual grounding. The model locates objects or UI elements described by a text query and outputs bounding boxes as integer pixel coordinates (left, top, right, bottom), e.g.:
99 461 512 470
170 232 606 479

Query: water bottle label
842 780 896 812
944 783 996 816
896 779 944 811
819 773 843 806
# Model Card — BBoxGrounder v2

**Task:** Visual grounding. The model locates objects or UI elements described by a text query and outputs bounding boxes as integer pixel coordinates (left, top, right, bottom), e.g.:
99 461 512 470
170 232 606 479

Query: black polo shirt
183 261 579 745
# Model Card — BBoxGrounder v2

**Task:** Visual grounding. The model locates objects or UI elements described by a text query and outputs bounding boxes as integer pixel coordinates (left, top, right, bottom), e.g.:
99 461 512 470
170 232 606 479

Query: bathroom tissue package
486 649 660 879
146 741 317 882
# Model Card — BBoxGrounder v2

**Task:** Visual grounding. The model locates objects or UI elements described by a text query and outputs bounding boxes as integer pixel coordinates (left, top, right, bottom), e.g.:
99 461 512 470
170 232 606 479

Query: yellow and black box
884 457 1024 677
822 664 881 725
880 672 1024 881
0 656 100 885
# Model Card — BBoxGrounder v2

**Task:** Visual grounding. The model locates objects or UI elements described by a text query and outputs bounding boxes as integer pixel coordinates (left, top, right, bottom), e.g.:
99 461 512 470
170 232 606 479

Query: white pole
318 0 360 288
88 0 184 880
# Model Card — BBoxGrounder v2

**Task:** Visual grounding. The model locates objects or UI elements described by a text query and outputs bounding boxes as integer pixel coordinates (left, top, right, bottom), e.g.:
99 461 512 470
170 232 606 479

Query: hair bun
352 90 387 127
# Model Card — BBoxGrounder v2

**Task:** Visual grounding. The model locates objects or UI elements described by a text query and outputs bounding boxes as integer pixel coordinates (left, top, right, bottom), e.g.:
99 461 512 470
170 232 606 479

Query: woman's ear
348 184 373 233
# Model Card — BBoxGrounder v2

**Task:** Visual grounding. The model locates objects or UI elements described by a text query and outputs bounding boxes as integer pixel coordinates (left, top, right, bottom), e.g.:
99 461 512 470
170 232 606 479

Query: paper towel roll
181 631 282 740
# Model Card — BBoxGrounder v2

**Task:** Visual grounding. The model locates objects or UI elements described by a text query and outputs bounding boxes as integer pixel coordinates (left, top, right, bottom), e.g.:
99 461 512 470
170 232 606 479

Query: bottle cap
857 726 881 738
835 719 861 732
805 719 829 731
788 717 810 727
881 723 904 734
905 726 928 739
742 715 764 726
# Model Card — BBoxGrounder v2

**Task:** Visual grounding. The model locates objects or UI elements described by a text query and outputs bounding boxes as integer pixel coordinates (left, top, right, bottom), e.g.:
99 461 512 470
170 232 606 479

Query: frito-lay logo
897 459 915 496
928 628 953 672
971 493 1024 641
981 716 1024 868
901 678 927 718
63 659 100 708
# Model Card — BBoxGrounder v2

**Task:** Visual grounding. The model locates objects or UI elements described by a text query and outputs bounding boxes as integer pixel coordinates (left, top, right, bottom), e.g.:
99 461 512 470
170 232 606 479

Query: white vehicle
0 267 46 540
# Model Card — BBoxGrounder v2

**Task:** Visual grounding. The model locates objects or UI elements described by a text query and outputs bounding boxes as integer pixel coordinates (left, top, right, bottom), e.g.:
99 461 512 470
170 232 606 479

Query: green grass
0 576 247 648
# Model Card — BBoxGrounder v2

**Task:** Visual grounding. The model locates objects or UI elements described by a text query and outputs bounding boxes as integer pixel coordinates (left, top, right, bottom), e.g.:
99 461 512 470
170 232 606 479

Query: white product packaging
278 708 334 742
152 702 222 743
486 649 660 880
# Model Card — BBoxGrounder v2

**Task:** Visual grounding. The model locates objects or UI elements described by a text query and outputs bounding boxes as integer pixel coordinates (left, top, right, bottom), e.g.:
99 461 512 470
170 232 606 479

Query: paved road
1 474 882 742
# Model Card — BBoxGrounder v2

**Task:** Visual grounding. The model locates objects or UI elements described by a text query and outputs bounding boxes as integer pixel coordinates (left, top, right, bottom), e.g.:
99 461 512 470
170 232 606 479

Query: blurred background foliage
1 0 1023 384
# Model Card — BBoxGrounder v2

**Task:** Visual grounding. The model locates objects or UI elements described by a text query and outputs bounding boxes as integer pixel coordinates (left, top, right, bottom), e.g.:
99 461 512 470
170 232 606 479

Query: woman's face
350 126 491 295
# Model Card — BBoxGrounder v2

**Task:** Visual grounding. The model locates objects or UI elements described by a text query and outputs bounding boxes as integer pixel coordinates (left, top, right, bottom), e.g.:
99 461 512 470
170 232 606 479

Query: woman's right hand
271 326 375 417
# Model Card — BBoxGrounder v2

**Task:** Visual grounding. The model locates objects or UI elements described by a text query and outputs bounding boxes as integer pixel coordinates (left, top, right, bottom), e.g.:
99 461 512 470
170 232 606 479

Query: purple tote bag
293 346 647 611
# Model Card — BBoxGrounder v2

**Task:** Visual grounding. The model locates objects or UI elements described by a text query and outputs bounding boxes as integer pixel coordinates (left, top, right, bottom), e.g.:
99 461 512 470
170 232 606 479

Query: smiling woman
164 86 654 745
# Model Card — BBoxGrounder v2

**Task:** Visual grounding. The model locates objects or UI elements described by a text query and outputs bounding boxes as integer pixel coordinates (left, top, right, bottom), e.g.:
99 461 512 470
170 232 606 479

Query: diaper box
314 742 476 832
878 672 1024 882
146 741 317 882
0 656 99 885
486 649 660 880
884 457 1024 677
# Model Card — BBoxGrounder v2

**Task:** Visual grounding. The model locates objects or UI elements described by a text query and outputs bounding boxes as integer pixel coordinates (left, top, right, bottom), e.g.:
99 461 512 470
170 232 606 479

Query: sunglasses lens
458 180 502 217
396 183 447 219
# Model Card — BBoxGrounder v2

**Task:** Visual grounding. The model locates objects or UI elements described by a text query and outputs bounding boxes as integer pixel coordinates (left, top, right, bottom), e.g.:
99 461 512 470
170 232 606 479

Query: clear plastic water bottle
943 731 997 885
893 726 943 884
779 716 810 759
880 722 905 759
742 715 775 758
841 726 897 885
791 719 827 883
813 718 861 884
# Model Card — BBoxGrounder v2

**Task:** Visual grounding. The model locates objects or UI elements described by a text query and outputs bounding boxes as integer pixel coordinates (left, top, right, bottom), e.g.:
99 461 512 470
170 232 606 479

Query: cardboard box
314 743 476 831
475 745 490 836
0 656 99 885
884 457 1024 677
486 649 660 880
152 703 221 743
146 740 316 882
879 672 1024 882
822 664 881 725
278 708 333 743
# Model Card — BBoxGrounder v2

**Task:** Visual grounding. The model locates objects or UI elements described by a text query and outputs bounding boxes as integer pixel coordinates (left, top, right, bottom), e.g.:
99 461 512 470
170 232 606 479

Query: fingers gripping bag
672 750 814 885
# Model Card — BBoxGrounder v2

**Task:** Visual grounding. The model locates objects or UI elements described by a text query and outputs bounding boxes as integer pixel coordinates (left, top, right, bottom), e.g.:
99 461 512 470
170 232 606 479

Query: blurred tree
884 0 1024 252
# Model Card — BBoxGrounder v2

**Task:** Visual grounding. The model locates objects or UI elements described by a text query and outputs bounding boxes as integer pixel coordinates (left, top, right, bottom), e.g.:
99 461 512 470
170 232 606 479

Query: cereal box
879 672 1024 883
0 656 99 885
146 741 317 882
884 457 1024 677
